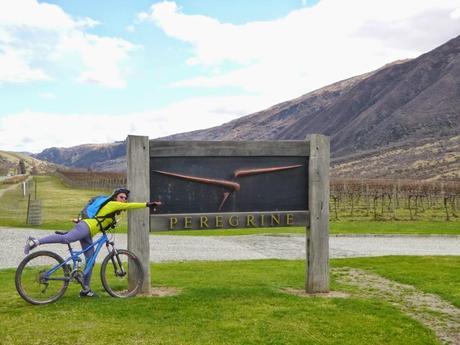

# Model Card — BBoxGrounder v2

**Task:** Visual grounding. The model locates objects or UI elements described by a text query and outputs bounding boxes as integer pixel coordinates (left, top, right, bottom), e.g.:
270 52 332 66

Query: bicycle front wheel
15 251 69 305
100 249 144 298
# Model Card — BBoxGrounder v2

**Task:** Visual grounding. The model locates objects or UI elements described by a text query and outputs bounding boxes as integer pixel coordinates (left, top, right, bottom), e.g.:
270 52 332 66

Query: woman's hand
146 201 162 211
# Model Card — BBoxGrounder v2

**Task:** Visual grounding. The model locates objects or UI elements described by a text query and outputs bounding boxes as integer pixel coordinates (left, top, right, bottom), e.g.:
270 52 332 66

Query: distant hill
33 142 126 172
31 35 460 180
0 150 57 175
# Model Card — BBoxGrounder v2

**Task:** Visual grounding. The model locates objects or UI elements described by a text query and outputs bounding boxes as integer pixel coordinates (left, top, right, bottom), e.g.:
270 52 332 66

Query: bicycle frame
44 232 111 283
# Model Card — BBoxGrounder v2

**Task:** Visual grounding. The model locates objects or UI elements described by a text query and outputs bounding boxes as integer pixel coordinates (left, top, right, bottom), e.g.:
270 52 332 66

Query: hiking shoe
24 237 39 255
79 289 98 298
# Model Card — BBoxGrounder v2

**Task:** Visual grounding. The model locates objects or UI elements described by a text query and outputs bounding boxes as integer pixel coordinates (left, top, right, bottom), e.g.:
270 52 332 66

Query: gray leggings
38 221 94 288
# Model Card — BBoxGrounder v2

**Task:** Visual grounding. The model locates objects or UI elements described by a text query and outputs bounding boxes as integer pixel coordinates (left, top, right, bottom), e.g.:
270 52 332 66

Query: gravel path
1 227 459 269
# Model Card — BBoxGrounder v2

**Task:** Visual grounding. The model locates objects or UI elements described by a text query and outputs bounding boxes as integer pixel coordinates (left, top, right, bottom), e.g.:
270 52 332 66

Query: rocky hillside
166 35 460 160
332 135 460 180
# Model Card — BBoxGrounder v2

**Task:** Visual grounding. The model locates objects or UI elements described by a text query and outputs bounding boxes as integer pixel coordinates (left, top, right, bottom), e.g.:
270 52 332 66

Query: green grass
329 220 460 235
332 256 460 308
0 175 458 235
0 175 117 230
1 258 449 345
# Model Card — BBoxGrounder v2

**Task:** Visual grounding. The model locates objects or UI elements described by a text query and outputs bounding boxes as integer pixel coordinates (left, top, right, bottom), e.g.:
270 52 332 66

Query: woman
23 187 161 297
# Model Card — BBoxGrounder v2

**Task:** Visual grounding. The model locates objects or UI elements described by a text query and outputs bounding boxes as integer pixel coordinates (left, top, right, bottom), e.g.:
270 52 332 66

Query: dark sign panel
150 156 308 213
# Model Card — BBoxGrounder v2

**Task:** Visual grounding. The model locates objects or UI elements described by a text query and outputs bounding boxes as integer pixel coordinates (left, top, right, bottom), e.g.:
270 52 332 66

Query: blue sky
1 0 459 153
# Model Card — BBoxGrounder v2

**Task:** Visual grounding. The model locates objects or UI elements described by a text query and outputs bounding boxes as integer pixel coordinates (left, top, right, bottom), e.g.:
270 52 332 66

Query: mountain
166 35 460 160
33 142 126 172
32 35 460 179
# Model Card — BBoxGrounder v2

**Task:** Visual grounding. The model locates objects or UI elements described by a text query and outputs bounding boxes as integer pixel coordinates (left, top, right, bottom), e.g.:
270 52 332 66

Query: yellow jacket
82 201 147 237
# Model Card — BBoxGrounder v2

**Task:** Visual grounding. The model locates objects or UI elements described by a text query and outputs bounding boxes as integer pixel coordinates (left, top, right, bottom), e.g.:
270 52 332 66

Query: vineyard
331 178 459 221
56 170 127 190
56 170 460 221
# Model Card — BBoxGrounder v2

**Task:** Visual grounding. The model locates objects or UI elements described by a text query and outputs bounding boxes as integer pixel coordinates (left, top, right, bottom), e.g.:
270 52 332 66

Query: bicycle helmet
111 187 130 199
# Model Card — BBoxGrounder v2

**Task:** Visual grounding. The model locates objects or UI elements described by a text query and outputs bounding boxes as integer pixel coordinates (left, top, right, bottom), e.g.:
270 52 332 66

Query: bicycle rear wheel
15 251 69 305
100 249 144 298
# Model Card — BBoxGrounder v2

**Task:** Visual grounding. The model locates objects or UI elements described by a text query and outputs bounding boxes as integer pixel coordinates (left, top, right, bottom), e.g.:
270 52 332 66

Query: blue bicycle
15 227 143 305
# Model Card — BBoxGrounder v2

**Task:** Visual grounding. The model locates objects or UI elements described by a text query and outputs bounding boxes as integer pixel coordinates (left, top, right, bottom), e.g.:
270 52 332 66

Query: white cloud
0 95 262 153
57 31 134 88
140 0 460 98
125 25 136 33
452 8 460 19
39 92 56 100
0 0 134 88
0 48 50 82
0 0 75 29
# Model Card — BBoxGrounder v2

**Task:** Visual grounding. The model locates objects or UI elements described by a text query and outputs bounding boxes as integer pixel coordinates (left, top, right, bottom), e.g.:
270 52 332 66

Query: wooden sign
127 135 330 293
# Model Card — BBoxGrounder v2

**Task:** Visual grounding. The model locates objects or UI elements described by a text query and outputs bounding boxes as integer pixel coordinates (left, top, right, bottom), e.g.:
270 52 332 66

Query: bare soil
281 288 350 298
140 286 182 297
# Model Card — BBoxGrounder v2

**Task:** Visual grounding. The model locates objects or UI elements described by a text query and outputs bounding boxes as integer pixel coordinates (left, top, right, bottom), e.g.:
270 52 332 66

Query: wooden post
392 183 397 219
127 135 151 293
306 134 330 293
